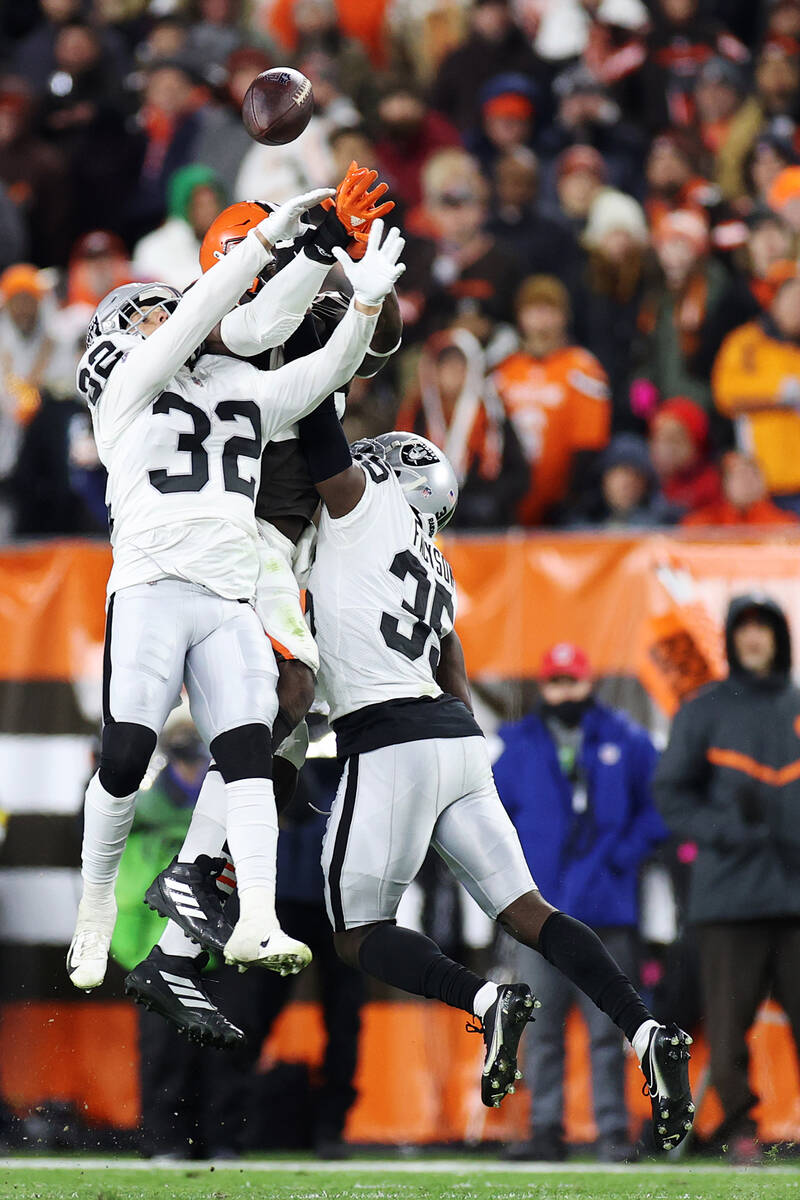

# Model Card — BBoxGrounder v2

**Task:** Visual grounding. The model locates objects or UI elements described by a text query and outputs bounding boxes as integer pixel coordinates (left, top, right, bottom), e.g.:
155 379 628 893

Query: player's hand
255 187 336 248
332 218 405 307
336 161 395 242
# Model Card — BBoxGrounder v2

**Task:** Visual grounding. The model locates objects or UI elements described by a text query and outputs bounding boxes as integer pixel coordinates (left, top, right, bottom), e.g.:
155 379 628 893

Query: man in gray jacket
654 593 800 1162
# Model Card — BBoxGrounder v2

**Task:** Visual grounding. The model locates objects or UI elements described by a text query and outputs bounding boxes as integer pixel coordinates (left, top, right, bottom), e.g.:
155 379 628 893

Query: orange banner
2 531 800 709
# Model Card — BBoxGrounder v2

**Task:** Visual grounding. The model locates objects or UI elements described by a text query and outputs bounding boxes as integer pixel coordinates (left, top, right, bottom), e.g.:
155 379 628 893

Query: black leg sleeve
538 912 653 1044
358 923 487 1016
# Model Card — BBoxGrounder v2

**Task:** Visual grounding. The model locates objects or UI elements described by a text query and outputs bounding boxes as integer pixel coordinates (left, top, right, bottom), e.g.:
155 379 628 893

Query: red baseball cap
539 643 591 681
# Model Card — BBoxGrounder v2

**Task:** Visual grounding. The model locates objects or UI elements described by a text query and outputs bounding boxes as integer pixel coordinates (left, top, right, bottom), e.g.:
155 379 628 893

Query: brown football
241 68 314 146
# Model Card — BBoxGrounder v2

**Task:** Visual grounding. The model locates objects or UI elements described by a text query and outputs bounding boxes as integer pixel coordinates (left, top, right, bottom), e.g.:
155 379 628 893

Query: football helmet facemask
87 282 181 348
352 431 459 536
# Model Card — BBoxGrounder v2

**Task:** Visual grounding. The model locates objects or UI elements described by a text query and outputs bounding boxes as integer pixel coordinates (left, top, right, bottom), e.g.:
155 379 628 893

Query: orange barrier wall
2 999 798 1145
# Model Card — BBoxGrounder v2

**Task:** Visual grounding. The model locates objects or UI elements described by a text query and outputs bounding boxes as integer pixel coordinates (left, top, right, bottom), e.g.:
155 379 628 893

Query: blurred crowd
4 0 800 536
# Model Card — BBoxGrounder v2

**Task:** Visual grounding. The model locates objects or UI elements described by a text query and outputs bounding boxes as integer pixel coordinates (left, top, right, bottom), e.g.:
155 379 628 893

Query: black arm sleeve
297 394 353 484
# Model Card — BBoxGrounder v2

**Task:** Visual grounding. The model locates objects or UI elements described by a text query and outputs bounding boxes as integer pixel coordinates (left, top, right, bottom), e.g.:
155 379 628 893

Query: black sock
272 756 299 815
538 912 653 1044
358 924 487 1015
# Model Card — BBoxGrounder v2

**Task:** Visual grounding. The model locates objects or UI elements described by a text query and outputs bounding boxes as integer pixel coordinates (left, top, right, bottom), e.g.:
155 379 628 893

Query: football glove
324 161 396 259
255 187 335 248
332 219 405 307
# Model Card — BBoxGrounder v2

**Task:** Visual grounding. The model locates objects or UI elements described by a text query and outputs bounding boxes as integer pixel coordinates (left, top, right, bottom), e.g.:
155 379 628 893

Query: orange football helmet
199 200 272 274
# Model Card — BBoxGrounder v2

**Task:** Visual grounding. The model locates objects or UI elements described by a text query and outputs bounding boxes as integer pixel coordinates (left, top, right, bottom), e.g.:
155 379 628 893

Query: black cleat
144 855 234 955
469 983 539 1108
640 1022 695 1152
124 946 245 1050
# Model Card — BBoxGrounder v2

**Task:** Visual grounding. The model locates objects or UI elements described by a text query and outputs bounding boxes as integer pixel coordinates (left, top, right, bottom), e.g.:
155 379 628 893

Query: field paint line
1 1158 798 1175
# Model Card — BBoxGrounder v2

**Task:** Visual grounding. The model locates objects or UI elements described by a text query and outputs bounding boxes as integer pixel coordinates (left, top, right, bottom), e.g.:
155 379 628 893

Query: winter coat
494 702 666 927
654 594 800 924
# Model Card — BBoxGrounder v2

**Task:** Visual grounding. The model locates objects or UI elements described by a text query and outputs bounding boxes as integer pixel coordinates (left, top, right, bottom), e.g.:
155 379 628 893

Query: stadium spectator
182 0 256 81
0 81 67 266
39 21 135 242
486 148 583 287
429 0 542 134
634 209 729 411
561 433 671 529
682 451 800 527
12 0 128 94
716 41 800 205
491 274 610 526
495 642 666 1162
373 81 460 211
692 57 747 168
643 131 718 230
641 0 748 133
655 595 800 1163
552 145 608 238
694 211 796 378
399 148 521 345
538 65 645 202
713 270 800 510
395 328 528 528
648 397 722 517
132 164 226 290
292 0 377 123
328 123 376 183
465 74 538 181
191 47 271 187
575 188 651 421
128 60 208 241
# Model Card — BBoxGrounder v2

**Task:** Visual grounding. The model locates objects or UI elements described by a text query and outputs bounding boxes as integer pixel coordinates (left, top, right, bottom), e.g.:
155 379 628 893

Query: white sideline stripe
0 868 80 943
0 1158 798 1175
0 735 93 814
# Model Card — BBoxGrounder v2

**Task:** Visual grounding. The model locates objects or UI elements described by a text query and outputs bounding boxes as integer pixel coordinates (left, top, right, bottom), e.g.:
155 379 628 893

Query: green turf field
3 1161 800 1200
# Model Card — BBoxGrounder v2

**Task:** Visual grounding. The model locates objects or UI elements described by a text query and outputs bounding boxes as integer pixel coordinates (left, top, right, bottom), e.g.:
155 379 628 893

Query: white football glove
255 188 336 248
332 219 405 307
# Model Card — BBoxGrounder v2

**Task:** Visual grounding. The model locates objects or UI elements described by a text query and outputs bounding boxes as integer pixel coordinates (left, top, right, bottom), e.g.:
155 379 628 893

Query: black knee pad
99 721 157 797
211 722 272 783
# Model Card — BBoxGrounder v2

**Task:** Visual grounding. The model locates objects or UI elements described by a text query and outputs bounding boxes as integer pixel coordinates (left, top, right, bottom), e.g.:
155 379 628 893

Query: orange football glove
323 161 395 257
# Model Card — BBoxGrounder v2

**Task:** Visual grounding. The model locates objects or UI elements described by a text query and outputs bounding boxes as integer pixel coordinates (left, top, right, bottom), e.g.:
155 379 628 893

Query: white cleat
67 899 117 991
223 920 312 976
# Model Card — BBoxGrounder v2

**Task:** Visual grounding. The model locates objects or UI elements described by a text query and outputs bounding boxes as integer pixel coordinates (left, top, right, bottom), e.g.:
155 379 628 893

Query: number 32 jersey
308 458 460 725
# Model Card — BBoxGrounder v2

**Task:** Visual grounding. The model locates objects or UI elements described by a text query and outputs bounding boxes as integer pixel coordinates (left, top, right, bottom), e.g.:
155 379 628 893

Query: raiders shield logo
399 442 439 467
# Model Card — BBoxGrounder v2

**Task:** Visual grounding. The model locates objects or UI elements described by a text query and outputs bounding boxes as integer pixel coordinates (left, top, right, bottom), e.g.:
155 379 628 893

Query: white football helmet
353 431 459 536
86 282 181 348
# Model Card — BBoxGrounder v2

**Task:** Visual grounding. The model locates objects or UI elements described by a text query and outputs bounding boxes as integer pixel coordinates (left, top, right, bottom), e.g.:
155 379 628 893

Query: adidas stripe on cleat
469 983 540 1109
124 945 245 1049
144 855 234 955
640 1023 695 1152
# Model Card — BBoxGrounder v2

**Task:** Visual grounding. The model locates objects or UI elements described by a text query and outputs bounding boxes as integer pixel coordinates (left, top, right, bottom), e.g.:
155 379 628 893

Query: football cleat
223 919 312 976
640 1023 694 1152
469 983 540 1108
124 946 245 1050
144 855 234 955
67 897 117 991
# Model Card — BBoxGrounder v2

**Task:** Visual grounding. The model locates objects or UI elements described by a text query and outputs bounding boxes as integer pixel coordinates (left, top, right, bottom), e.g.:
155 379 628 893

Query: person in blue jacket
494 641 667 1163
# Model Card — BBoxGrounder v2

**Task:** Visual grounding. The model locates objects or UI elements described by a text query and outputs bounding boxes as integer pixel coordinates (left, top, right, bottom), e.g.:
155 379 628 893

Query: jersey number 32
148 392 261 498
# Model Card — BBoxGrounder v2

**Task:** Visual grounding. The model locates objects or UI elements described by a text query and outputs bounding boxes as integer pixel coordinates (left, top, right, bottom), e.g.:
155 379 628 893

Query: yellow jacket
713 319 800 494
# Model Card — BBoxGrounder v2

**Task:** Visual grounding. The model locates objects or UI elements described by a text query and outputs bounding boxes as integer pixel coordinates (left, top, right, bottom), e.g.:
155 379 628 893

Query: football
241 67 314 146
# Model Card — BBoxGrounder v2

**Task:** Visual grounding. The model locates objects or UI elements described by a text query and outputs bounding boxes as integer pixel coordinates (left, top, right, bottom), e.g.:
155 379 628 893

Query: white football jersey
308 459 457 722
77 301 379 600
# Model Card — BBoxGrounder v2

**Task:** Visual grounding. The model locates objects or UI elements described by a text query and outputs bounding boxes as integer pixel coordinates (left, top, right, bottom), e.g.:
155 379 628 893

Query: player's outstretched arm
116 189 334 413
256 220 405 440
436 631 474 712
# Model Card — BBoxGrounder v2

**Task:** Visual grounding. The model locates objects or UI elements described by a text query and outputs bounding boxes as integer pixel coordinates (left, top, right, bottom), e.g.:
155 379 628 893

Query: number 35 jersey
308 460 477 744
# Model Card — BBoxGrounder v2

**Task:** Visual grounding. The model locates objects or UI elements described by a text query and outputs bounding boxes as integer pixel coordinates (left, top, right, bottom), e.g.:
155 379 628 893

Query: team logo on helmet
86 313 101 348
400 442 438 467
